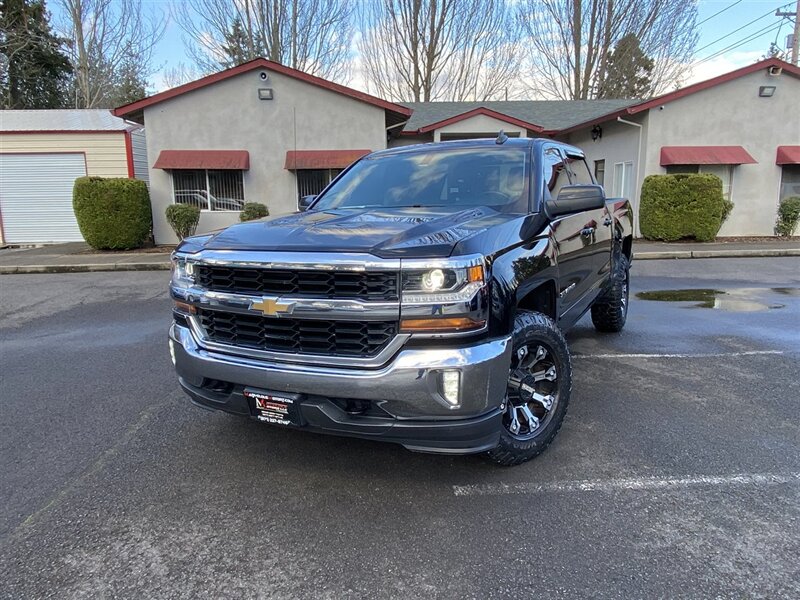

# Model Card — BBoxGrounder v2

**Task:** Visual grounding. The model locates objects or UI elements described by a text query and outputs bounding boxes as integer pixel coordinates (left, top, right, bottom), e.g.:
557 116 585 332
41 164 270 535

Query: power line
773 17 786 46
697 0 744 27
695 22 783 65
693 2 791 55
694 21 785 66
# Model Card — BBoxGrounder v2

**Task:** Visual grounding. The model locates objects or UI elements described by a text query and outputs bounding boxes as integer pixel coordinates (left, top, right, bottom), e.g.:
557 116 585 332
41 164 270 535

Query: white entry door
0 153 87 243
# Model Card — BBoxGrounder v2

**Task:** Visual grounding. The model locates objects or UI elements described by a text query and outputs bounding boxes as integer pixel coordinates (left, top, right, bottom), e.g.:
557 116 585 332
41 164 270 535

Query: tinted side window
566 156 594 185
543 147 570 199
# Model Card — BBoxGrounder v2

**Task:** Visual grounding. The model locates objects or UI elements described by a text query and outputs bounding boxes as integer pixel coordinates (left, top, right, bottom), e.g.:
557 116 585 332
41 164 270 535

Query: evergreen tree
220 17 263 68
0 0 72 108
107 52 149 106
597 33 655 99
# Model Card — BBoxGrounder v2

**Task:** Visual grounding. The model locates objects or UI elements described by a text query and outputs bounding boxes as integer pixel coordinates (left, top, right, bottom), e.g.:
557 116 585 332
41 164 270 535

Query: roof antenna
496 130 508 145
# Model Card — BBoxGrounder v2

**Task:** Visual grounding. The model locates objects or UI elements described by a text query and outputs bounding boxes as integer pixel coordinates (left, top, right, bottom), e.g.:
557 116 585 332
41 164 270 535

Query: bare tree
57 0 165 107
518 0 698 100
175 0 353 82
358 0 523 102
161 62 204 90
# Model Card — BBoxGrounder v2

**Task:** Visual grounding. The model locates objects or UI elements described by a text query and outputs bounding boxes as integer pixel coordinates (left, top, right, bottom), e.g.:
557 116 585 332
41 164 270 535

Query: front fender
487 237 558 336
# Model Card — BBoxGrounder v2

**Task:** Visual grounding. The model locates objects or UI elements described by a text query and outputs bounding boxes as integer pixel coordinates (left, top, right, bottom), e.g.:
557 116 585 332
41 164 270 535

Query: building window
296 169 342 199
172 169 245 211
594 160 605 186
666 164 734 201
613 161 634 199
780 165 800 201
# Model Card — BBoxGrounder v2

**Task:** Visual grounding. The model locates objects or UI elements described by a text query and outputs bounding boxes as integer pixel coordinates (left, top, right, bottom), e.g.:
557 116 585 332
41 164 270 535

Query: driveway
1 258 798 598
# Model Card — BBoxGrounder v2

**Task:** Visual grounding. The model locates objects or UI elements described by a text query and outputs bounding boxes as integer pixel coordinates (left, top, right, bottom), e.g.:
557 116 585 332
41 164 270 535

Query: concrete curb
635 248 800 260
0 263 171 274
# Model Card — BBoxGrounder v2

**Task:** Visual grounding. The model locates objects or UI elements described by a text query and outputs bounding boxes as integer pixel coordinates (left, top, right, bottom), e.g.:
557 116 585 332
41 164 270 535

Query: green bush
640 173 726 242
165 204 201 240
721 197 734 224
239 202 269 222
775 196 800 236
73 177 152 250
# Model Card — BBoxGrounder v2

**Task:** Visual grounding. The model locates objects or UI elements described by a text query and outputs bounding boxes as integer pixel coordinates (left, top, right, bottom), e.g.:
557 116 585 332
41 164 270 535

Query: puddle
635 288 793 312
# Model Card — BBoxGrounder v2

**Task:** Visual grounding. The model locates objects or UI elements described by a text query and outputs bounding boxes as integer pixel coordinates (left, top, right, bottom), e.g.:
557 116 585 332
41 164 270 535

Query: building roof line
112 58 413 120
407 106 545 134
558 57 800 135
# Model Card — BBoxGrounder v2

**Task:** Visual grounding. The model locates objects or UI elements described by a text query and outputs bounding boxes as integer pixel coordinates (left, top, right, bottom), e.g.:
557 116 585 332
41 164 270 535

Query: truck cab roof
370 137 586 160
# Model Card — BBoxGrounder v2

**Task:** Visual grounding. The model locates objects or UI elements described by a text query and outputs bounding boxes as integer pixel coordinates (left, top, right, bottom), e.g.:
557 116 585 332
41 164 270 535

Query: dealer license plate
244 388 298 426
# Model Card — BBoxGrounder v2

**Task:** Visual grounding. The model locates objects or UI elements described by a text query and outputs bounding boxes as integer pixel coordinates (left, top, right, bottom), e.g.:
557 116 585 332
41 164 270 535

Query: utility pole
776 0 800 65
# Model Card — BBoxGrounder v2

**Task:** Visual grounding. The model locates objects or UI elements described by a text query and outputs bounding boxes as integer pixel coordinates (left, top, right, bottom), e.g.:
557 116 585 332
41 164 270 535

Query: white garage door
0 153 87 243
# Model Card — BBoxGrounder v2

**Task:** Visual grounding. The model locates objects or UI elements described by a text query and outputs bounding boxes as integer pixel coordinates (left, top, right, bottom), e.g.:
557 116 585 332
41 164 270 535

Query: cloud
684 50 765 85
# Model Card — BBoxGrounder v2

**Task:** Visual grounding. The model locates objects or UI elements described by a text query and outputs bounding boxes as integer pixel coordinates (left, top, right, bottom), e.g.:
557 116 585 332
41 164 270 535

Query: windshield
312 147 529 211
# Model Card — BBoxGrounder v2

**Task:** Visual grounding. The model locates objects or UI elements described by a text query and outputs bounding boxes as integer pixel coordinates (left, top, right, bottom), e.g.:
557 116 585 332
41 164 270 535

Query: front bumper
169 323 512 454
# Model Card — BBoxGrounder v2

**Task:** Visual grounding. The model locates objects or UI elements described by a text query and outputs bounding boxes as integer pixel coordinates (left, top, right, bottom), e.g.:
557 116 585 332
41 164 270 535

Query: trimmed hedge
640 173 726 242
240 202 269 222
73 177 152 250
776 196 800 236
165 204 201 240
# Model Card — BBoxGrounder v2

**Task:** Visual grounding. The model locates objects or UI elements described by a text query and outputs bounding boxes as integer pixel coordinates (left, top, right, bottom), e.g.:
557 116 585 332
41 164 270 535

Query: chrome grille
197 309 397 357
195 265 398 300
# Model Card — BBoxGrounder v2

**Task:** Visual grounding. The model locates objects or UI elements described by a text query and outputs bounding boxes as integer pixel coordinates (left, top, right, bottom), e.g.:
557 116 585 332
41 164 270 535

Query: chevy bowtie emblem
250 297 295 317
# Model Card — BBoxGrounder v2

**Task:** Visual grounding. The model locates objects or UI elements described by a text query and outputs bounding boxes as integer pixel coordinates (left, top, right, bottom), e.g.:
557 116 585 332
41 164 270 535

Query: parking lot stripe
452 472 800 497
572 350 785 359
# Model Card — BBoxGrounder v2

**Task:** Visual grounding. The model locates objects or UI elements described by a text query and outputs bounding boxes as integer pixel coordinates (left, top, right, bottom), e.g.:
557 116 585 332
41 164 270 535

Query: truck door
542 145 597 314
564 153 613 279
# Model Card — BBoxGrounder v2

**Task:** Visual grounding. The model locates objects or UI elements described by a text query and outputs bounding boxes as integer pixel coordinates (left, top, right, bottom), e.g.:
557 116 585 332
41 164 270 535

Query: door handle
581 227 595 237
603 217 613 227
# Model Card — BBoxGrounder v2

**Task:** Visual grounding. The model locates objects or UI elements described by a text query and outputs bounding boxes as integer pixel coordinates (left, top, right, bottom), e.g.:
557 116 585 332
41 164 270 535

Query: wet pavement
635 287 798 312
1 257 798 599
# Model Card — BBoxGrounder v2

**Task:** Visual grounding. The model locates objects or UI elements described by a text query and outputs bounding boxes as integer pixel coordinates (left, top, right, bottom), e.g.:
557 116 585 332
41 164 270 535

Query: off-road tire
487 311 572 466
591 255 630 333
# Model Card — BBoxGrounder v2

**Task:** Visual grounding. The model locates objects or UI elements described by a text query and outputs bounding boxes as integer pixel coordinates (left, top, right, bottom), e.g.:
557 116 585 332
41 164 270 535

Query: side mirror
298 195 316 212
546 185 605 217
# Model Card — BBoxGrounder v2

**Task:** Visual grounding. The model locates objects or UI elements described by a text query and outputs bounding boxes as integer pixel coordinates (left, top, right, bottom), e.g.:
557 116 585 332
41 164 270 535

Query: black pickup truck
169 137 633 465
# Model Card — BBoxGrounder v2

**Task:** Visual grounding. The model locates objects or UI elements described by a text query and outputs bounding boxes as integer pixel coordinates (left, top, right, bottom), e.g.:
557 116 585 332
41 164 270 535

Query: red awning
776 146 800 165
284 149 370 170
153 150 249 170
660 146 756 166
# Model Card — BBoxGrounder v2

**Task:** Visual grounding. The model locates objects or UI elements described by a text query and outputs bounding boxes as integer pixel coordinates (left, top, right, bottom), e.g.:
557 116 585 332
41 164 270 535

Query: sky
53 0 800 95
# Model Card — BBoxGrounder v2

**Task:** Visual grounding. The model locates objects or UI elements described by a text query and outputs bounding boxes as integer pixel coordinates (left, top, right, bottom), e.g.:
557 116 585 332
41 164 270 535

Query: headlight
400 256 487 334
401 262 484 304
421 268 446 292
171 254 196 288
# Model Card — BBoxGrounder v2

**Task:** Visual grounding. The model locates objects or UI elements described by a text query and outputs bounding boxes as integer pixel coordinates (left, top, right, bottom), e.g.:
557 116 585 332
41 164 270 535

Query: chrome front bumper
169 323 512 419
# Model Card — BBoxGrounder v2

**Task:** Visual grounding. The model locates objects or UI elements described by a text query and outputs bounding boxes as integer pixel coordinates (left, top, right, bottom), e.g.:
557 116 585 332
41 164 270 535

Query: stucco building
114 57 800 243
114 59 410 244
558 59 800 236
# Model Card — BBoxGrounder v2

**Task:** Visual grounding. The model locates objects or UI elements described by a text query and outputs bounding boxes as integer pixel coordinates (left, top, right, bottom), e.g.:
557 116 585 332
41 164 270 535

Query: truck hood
195 206 521 258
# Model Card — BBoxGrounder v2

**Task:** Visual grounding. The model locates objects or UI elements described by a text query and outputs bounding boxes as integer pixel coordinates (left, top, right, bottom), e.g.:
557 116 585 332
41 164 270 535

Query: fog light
441 370 461 406
169 339 177 366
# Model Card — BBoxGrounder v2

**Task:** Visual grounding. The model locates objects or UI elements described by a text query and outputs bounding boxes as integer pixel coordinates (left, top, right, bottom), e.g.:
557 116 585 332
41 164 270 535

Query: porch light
591 125 603 141
758 86 776 97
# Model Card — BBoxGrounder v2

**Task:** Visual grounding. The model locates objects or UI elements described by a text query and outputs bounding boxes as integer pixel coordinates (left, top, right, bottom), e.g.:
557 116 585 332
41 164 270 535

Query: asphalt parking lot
1 257 798 599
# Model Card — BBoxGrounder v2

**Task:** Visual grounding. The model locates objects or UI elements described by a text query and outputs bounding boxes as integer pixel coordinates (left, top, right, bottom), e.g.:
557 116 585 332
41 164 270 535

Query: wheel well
517 280 557 320
622 235 633 261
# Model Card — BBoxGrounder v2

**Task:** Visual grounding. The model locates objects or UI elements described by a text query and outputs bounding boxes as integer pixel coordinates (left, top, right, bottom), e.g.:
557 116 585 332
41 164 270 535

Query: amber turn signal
173 300 196 314
467 265 484 283
400 317 485 333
